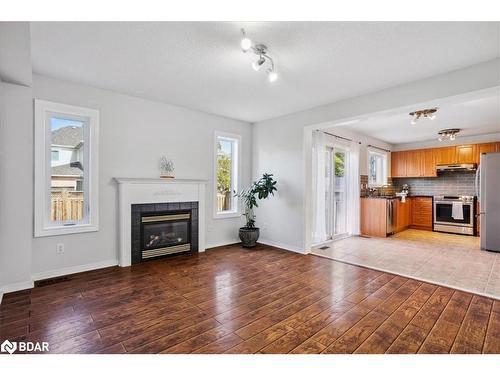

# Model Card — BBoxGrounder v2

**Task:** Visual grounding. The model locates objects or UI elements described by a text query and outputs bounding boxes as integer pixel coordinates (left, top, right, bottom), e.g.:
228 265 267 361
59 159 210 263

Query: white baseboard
257 238 306 254
0 280 35 295
206 239 239 249
32 259 118 281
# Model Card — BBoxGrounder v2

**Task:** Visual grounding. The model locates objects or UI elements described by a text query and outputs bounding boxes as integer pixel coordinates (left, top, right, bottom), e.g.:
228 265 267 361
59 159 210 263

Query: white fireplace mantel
114 177 208 267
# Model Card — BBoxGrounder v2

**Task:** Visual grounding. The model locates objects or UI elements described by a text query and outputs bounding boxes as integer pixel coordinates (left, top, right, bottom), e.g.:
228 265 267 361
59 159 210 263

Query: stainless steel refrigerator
477 152 500 252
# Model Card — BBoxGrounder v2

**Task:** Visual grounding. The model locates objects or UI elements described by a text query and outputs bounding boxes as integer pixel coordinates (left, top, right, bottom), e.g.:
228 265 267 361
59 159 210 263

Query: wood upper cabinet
405 150 421 177
421 148 436 177
434 146 456 165
393 149 435 178
391 151 407 178
410 197 433 230
391 142 498 178
476 142 500 163
456 144 477 164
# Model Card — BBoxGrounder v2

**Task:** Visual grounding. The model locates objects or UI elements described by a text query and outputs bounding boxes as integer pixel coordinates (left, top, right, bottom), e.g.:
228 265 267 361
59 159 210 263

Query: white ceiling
336 89 500 145
30 22 500 123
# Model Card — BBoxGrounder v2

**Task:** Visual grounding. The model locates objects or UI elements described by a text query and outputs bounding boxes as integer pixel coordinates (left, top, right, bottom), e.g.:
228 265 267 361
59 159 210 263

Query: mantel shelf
113 177 208 185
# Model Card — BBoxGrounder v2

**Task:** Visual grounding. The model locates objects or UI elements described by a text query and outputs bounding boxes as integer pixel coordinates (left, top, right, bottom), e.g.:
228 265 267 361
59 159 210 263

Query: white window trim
213 131 241 219
367 148 388 187
34 99 99 237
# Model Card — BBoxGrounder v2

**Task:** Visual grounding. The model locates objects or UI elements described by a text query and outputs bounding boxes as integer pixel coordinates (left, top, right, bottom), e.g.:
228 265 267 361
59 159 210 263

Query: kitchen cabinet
476 142 500 163
392 149 436 178
456 144 477 164
361 197 412 237
422 148 436 177
410 197 433 231
395 197 411 233
434 146 456 165
391 151 407 178
360 198 387 237
405 150 421 177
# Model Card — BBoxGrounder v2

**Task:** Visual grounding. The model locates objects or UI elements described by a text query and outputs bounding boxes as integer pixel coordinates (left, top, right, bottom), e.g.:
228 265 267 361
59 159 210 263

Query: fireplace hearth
131 202 198 264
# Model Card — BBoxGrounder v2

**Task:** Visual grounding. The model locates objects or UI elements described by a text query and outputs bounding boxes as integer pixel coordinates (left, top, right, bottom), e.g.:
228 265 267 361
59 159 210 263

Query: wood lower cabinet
361 197 413 237
395 198 411 233
410 197 433 231
360 198 387 237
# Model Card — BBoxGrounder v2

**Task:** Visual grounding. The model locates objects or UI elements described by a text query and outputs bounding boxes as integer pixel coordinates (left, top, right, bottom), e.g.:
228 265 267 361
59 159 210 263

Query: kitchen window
214 131 240 218
34 99 99 237
368 149 388 187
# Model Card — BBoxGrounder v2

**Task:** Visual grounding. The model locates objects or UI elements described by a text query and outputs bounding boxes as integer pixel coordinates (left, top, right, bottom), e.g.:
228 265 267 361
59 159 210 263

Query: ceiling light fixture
438 128 460 142
240 29 278 83
409 107 438 124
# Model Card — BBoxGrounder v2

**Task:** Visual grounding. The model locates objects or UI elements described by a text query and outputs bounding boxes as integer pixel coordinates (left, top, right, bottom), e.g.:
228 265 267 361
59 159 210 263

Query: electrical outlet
56 243 65 254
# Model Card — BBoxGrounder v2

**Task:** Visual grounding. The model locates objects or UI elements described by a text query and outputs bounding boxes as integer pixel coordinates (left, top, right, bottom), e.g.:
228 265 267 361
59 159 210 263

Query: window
214 131 240 218
368 149 388 187
34 100 99 237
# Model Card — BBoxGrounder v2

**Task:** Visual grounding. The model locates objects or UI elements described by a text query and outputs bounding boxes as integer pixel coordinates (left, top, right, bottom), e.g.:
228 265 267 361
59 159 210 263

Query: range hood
436 163 477 172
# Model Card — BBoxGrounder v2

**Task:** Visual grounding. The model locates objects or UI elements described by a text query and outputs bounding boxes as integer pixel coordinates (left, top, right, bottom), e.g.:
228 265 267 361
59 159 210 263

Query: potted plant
235 173 277 247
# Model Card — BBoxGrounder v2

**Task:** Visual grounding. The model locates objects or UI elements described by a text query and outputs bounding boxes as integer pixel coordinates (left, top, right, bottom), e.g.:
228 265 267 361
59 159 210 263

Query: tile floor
311 229 500 300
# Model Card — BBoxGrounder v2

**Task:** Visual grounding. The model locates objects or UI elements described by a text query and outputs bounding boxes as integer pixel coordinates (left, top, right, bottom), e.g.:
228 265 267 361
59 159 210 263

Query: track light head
252 56 266 71
267 70 278 83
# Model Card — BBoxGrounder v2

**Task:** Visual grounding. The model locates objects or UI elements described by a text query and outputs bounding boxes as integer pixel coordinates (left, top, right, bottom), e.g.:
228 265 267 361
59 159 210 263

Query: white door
325 146 349 240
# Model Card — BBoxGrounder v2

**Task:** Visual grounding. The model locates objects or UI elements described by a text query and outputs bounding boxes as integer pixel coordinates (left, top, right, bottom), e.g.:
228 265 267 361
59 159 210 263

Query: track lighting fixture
438 128 460 142
409 107 438 124
240 28 278 83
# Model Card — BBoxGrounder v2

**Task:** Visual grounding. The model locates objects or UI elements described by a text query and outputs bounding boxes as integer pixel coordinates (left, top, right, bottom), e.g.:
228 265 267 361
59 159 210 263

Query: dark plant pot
239 227 260 248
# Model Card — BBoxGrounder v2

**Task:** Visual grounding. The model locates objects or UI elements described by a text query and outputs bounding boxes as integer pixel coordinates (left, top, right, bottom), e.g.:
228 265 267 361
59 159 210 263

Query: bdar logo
1 340 17 354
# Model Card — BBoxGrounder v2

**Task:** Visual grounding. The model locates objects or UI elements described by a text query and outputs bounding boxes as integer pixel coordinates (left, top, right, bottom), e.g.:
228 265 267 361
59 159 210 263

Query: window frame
213 131 241 219
367 148 388 187
34 99 99 237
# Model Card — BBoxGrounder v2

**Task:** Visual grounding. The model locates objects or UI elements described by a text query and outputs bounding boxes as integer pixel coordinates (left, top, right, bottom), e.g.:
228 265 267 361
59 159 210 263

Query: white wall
253 59 500 253
0 82 34 292
31 75 252 277
0 23 34 296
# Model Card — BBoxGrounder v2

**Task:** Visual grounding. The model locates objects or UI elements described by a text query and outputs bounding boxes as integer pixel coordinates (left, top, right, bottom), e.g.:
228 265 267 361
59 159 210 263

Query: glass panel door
325 146 349 240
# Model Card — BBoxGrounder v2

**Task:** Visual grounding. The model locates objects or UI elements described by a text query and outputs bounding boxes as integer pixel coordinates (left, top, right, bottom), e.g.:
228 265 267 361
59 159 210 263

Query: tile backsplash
393 171 477 196
359 175 396 196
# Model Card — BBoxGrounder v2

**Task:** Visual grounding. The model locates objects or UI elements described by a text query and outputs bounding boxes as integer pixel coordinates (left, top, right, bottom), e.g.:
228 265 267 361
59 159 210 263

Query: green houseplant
235 173 277 247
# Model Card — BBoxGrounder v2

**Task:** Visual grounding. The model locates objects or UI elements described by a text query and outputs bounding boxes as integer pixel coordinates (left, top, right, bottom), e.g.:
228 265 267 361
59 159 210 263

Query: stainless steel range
433 195 476 235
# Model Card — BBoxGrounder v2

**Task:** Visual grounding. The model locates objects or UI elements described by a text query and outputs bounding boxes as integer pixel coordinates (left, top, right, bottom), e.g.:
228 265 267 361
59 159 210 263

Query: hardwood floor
1 244 499 354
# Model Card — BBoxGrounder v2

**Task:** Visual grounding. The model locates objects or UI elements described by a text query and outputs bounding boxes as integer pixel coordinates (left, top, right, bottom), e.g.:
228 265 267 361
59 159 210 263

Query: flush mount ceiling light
409 107 438 125
240 29 278 83
438 128 460 142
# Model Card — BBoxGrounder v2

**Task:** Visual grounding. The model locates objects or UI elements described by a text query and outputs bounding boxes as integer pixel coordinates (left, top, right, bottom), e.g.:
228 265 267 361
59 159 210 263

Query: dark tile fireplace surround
131 202 198 264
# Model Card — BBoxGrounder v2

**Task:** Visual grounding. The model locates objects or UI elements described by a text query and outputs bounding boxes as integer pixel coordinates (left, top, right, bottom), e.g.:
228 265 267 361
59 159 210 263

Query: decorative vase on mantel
159 156 175 179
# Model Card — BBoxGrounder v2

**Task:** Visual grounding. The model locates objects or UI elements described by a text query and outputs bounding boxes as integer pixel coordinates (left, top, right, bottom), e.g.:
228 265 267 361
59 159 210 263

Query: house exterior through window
34 100 99 237
368 149 388 187
214 131 240 218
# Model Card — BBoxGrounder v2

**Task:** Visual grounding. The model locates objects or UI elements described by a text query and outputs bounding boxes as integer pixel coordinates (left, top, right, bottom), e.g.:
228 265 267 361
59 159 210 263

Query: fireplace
131 202 198 264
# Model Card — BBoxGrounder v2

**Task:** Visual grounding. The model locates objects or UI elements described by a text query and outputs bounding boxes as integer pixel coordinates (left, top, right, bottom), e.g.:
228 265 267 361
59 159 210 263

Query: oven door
434 201 474 227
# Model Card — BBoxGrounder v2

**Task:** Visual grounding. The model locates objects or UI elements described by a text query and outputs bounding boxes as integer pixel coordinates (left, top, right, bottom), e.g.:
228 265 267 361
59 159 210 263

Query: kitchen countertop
361 194 434 199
